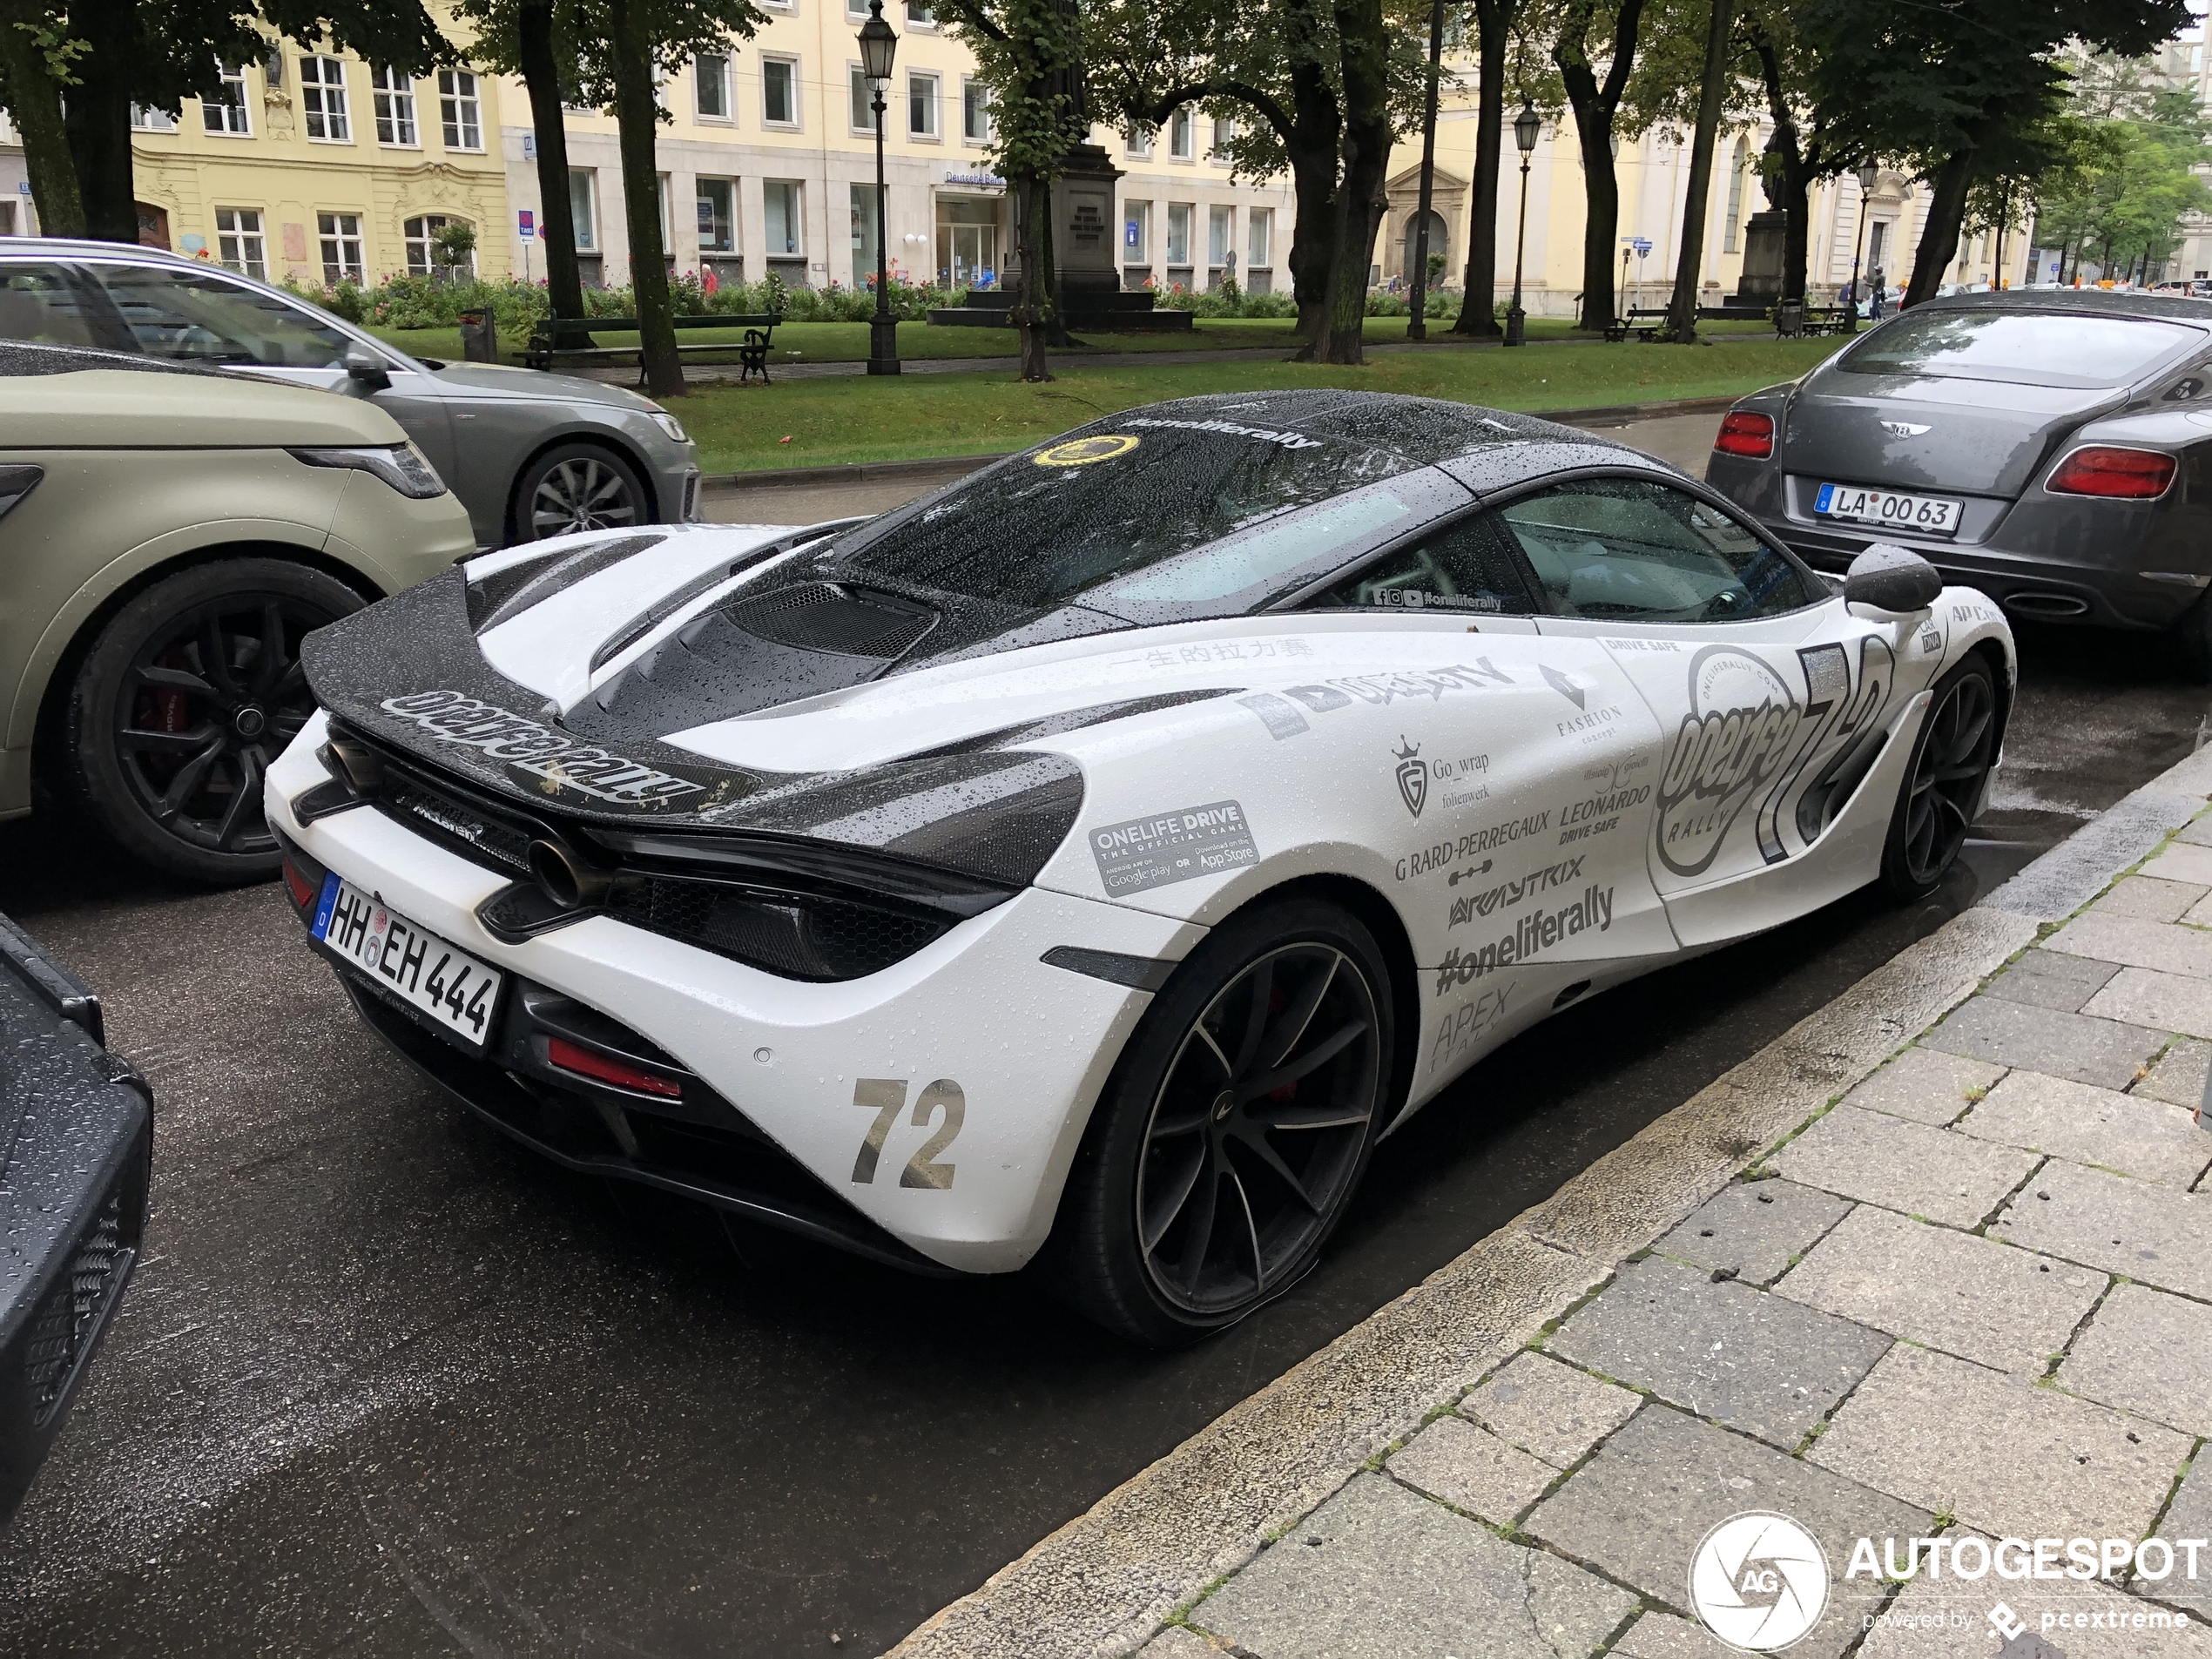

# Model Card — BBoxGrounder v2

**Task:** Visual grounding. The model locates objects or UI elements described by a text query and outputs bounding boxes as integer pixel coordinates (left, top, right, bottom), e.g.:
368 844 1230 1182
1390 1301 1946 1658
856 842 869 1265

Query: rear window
1835 309 2204 389
826 415 1423 612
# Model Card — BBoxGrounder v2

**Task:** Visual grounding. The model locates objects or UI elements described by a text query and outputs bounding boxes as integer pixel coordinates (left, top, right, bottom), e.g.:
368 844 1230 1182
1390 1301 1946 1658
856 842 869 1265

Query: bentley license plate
1815 482 1964 536
312 875 502 1049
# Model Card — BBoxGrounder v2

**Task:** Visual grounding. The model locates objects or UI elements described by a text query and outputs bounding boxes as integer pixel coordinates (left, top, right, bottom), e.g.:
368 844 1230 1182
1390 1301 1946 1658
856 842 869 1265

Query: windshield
1835 309 2203 389
85 264 354 368
826 412 1427 612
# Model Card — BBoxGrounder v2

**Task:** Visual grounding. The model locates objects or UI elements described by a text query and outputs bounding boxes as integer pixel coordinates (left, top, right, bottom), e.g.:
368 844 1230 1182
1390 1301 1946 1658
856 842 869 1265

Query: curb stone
884 740 2212 1659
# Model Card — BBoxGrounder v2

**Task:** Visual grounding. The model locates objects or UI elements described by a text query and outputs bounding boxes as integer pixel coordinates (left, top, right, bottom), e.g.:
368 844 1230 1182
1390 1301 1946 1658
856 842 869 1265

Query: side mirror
343 341 392 392
1844 543 1943 615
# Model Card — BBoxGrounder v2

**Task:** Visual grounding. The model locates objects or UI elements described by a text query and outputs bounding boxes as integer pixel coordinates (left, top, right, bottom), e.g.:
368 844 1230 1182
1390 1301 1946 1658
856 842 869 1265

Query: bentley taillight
2047 446 2177 499
1714 411 1776 459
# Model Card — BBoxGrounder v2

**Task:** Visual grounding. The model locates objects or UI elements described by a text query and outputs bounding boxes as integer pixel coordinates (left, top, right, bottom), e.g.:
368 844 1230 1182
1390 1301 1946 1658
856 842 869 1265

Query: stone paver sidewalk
1131 818 2212 1658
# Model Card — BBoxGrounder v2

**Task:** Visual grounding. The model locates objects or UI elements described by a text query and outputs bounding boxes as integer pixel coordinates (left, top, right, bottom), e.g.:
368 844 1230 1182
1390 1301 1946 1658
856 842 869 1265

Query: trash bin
1776 298 1804 337
459 308 499 363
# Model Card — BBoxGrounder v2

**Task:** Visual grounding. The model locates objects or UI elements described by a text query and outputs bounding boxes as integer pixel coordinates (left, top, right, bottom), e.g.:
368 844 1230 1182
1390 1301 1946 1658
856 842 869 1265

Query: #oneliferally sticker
1090 801 1259 895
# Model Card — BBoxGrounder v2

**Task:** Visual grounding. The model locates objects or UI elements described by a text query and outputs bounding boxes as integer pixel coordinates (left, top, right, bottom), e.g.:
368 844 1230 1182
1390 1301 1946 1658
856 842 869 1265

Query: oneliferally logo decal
377 690 706 805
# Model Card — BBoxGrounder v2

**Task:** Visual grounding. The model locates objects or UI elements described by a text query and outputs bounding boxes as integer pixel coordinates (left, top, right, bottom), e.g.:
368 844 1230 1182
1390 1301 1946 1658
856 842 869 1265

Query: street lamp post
860 0 900 375
1847 160 1878 336
1505 101 1541 347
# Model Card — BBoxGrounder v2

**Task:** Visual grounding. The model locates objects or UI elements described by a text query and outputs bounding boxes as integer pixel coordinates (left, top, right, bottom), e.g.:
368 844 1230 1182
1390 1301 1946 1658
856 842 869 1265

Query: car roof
1917 287 2212 325
0 238 195 264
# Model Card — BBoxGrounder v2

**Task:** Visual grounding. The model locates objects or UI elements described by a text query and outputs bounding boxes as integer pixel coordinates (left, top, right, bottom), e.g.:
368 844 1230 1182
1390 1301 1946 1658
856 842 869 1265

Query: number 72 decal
849 1078 965 1189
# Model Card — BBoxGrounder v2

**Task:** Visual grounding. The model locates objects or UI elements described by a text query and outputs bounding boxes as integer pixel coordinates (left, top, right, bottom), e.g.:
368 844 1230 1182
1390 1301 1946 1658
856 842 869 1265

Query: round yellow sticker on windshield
1034 434 1139 468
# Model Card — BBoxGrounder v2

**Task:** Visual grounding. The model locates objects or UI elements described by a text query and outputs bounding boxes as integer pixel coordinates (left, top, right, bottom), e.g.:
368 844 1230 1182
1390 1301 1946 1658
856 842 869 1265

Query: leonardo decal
1447 856 1584 927
1090 800 1259 895
1434 885 1615 992
377 691 706 806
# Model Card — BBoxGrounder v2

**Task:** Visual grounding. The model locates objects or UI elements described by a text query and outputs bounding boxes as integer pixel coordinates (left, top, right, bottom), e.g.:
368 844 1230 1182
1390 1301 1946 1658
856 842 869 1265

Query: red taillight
546 1035 683 1099
281 857 316 908
1714 411 1775 459
2047 446 2176 499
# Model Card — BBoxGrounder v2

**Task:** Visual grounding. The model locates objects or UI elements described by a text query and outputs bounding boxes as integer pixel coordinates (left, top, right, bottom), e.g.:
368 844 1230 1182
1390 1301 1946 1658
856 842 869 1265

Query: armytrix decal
1447 856 1584 926
1430 981 1516 1076
1434 885 1614 991
1393 738 1428 818
1395 811 1551 880
378 691 706 805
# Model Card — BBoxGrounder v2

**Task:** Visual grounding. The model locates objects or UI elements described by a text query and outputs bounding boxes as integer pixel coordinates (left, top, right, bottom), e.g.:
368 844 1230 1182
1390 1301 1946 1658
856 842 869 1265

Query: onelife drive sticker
1091 801 1259 895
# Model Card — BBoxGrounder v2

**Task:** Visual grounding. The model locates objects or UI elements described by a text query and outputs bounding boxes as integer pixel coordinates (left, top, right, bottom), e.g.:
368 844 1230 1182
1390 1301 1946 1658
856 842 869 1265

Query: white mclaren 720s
266 391 2012 1345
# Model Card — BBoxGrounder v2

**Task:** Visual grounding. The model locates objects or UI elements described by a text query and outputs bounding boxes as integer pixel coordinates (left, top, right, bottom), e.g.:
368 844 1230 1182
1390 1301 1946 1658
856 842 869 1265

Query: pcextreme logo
1689 1512 1830 1652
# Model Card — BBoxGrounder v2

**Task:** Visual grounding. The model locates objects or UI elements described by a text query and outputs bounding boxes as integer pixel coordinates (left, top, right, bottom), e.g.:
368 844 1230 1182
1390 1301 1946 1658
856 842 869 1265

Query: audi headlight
651 413 690 444
289 442 448 499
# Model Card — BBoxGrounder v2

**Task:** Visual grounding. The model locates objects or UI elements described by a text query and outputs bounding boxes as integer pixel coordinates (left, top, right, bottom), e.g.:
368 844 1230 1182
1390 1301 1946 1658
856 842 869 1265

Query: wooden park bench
1799 306 1856 337
523 313 784 385
1602 307 1669 342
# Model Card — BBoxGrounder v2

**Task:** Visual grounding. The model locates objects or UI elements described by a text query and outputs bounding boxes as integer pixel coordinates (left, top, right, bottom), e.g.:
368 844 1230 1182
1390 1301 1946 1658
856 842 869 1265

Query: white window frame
403 213 474 276
1123 199 1150 263
439 69 483 152
1248 206 1272 267
849 65 878 135
961 76 992 144
1168 108 1193 160
907 1 937 24
1165 201 1192 265
371 66 418 147
203 63 253 136
214 207 266 278
131 105 178 132
657 173 673 246
318 212 366 282
694 52 732 121
697 176 738 252
570 171 597 249
761 56 800 128
1211 116 1237 158
764 179 805 257
300 55 352 144
907 71 940 140
1207 203 1231 267
1124 125 1153 159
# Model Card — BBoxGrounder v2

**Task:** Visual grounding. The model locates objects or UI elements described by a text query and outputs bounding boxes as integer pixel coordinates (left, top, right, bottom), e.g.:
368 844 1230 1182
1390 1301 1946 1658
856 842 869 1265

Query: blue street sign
517 209 536 242
1631 238 1652 257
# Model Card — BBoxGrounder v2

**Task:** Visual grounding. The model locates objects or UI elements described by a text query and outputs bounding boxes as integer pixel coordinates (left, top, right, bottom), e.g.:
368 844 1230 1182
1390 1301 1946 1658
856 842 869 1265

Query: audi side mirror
344 342 392 392
1844 543 1943 616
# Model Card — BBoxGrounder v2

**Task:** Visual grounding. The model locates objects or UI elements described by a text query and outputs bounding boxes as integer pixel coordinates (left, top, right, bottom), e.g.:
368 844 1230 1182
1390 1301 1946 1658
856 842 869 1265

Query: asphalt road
0 415 2202 1656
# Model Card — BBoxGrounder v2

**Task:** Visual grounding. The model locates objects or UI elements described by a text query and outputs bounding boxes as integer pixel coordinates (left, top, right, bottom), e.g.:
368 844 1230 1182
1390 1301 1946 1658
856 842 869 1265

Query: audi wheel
515 442 650 541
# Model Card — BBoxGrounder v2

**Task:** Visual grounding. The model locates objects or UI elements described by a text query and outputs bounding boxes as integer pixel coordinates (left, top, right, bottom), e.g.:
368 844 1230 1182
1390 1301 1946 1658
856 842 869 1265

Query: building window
1208 203 1231 268
130 105 178 132
1165 202 1191 266
765 181 803 256
215 207 266 278
403 214 474 274
849 66 876 132
1123 199 1150 262
1169 108 1193 159
318 212 365 282
1722 137 1748 253
961 77 992 142
907 71 938 138
936 194 999 288
1124 125 1152 159
695 53 730 119
762 57 799 125
440 70 482 151
1248 206 1272 267
657 173 673 246
698 178 737 252
371 67 418 145
570 171 597 248
203 63 252 135
1212 116 1237 155
907 1 935 22
301 55 351 142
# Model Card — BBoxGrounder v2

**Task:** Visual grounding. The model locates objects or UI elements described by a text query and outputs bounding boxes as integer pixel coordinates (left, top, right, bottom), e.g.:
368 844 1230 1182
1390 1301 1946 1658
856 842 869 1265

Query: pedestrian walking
1869 268 1886 319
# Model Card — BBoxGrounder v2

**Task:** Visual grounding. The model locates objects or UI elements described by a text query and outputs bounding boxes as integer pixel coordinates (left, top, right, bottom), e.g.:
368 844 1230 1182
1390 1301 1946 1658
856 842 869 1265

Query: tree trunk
517 0 589 342
61 0 138 242
1451 0 1511 336
1014 173 1051 381
606 0 682 397
1555 0 1646 332
1905 141 1978 308
1285 58 1340 336
0 0 84 237
1662 0 1734 342
1406 0 1444 341
1298 0 1390 365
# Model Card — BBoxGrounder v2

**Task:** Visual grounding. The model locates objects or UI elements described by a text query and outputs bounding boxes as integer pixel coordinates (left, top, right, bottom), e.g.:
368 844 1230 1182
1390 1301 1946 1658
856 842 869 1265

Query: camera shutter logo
1689 1511 1831 1652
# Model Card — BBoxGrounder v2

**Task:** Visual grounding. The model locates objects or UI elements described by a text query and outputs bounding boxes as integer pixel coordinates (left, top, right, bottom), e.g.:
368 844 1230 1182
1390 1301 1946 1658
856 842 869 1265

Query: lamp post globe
860 0 900 374
1505 102 1539 347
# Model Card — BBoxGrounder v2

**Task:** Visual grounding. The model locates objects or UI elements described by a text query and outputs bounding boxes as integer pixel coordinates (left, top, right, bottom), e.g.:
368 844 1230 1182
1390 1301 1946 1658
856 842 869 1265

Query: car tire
1046 897 1396 1347
1877 654 2000 902
513 442 652 541
62 558 362 885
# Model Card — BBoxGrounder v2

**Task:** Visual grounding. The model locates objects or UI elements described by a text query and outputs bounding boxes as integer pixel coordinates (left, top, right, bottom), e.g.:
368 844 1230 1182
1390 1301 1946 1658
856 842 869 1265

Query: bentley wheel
1049 898 1394 1347
1879 655 1999 901
64 559 361 884
516 442 649 540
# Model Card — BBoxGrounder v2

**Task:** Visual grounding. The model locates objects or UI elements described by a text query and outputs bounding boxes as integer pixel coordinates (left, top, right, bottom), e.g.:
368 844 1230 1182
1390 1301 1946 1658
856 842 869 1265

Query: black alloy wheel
65 559 362 884
1050 898 1395 1346
517 442 648 540
1879 655 1999 900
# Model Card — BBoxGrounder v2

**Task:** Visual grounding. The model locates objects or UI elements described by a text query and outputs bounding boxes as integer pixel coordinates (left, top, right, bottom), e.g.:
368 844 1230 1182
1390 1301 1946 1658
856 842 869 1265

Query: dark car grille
21 1185 127 1427
724 583 937 658
604 875 951 981
381 777 537 876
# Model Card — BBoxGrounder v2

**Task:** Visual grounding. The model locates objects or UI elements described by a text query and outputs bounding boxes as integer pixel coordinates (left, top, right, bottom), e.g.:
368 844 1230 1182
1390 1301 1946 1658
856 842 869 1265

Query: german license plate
1815 482 1964 535
312 874 502 1050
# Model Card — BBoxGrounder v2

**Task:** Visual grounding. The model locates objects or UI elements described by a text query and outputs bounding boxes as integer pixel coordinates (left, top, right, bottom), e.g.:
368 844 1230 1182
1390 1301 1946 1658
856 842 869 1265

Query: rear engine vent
725 583 937 658
606 874 954 981
2005 591 2091 618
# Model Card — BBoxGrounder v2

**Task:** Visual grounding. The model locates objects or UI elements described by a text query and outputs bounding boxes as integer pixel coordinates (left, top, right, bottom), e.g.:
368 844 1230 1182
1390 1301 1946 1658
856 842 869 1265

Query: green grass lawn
679 334 1842 475
367 310 1777 368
